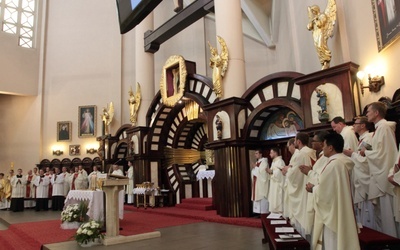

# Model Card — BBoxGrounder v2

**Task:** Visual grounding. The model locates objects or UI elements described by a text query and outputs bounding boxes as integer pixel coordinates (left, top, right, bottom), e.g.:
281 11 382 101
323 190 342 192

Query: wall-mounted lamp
53 149 63 156
357 71 385 96
86 148 97 154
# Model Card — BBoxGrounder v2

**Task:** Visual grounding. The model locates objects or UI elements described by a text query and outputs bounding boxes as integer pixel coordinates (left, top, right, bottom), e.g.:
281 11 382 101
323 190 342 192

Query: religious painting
69 145 81 156
160 55 187 107
261 109 304 140
372 0 400 51
78 105 97 138
57 121 71 141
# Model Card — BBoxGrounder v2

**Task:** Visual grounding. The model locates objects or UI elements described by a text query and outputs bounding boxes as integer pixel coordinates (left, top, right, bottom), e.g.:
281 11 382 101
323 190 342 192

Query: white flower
87 230 93 236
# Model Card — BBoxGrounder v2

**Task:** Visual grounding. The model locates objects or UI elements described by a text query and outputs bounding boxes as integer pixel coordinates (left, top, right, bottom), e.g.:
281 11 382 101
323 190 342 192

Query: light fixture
357 71 385 96
53 149 63 156
86 148 97 154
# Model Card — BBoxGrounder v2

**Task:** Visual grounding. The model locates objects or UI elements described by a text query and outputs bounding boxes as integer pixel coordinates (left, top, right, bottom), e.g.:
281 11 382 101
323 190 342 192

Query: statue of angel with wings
101 102 114 135
307 0 336 70
128 82 141 126
208 36 228 98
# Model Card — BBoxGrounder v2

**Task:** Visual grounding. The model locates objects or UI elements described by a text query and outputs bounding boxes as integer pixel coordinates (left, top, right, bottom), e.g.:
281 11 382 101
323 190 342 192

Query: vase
78 238 102 247
60 221 81 230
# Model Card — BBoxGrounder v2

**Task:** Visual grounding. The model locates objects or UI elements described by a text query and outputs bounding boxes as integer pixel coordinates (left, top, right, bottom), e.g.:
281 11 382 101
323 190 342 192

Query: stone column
214 0 246 98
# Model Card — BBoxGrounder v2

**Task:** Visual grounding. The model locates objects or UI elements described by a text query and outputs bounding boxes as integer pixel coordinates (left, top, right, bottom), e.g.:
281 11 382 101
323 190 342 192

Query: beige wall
1 0 400 174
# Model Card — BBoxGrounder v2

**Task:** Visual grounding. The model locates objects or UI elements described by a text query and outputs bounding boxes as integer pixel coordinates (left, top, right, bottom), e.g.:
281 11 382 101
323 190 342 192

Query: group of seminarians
252 101 400 250
0 161 135 212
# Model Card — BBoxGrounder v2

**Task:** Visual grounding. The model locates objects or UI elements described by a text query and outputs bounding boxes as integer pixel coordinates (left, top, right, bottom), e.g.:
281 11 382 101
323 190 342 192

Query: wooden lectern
102 176 128 244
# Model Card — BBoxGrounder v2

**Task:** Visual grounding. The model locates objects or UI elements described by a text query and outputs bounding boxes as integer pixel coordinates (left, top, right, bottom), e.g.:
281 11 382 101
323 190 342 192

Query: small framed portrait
69 145 81 156
372 0 400 51
57 121 72 141
78 105 97 138
160 55 187 107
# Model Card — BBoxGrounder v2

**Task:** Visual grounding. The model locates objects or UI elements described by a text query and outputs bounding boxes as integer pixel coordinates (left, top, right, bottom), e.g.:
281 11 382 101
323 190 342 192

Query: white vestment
286 146 316 236
283 148 299 218
251 157 269 214
341 125 359 152
33 176 50 198
364 119 397 237
268 156 285 213
351 131 375 228
88 171 100 190
11 175 27 198
51 174 64 196
62 172 71 196
312 153 360 250
126 166 134 203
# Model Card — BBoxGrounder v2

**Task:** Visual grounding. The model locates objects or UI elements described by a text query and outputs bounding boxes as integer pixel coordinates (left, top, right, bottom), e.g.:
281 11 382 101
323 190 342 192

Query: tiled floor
0 209 268 250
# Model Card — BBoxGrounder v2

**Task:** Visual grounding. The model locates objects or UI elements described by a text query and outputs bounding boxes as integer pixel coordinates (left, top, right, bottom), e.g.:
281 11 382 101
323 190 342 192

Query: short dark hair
324 133 344 153
270 147 281 156
331 116 345 124
296 132 309 145
314 131 329 143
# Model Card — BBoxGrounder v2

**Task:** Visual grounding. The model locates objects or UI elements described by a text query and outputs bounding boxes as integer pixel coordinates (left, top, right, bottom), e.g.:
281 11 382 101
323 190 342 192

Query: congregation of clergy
251 101 400 249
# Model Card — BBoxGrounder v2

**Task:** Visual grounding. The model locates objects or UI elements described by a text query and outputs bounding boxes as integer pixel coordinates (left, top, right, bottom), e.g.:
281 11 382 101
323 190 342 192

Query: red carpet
0 198 261 250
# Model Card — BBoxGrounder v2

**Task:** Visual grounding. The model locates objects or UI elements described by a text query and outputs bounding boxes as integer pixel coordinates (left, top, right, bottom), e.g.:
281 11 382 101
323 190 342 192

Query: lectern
102 177 128 244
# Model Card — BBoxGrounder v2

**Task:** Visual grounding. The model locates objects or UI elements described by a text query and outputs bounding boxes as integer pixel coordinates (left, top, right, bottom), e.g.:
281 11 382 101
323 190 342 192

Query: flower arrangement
61 201 88 223
74 220 104 245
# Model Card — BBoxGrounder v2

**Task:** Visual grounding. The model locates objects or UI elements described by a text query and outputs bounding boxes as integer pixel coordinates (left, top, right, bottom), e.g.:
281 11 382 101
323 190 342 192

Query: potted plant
60 201 88 229
74 220 105 247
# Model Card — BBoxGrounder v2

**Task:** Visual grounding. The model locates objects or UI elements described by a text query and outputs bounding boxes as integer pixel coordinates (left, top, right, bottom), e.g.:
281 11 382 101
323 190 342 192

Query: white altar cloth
64 190 124 221
196 170 215 198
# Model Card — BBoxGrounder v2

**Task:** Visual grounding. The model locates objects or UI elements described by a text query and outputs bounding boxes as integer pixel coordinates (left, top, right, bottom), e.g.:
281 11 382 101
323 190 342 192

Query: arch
242 71 304 141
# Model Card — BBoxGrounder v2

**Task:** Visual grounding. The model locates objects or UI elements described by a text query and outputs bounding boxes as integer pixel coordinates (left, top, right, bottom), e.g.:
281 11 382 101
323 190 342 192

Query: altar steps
175 198 214 211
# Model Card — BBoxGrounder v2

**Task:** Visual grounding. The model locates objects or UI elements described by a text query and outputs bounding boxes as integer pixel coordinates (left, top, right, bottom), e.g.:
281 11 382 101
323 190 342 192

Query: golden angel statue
128 82 141 126
208 35 228 98
307 0 336 70
101 102 114 135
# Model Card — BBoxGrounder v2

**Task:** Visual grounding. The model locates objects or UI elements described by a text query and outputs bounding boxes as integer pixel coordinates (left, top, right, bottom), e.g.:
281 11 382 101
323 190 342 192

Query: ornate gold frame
160 55 187 107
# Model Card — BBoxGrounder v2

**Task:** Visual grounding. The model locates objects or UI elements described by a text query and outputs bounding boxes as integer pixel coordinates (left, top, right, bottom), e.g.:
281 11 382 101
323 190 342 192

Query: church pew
358 226 400 250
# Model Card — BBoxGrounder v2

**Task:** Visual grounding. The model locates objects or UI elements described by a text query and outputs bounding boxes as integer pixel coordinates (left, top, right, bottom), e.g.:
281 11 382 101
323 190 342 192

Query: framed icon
57 121 71 141
78 105 97 138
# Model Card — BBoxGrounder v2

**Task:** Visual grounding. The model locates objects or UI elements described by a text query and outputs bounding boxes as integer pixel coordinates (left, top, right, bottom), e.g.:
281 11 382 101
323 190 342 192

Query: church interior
1 0 400 249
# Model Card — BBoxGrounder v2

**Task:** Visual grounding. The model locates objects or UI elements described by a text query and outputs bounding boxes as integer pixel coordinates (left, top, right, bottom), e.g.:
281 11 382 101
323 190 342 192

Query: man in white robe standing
34 169 50 211
126 161 134 204
331 116 358 152
360 102 397 237
299 130 329 241
307 133 359 250
343 116 375 228
282 132 316 237
388 147 400 237
24 169 36 208
51 167 65 211
10 168 26 212
88 166 100 190
267 147 285 213
282 138 299 218
61 166 70 196
251 149 269 215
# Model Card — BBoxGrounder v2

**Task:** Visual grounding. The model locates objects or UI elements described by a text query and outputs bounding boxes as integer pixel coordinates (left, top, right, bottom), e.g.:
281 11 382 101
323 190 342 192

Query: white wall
1 0 400 174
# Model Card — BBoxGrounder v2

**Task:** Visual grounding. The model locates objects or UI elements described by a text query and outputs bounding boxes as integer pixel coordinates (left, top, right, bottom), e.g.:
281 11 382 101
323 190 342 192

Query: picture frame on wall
372 0 400 51
57 121 72 141
78 105 97 138
69 145 81 156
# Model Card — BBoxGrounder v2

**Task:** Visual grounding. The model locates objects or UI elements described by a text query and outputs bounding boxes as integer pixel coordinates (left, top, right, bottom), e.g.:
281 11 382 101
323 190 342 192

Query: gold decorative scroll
160 55 187 107
164 147 205 166
185 100 199 121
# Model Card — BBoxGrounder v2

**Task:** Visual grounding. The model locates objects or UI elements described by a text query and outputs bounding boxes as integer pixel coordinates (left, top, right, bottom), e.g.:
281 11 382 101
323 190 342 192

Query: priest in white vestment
126 161 134 204
362 102 397 237
34 169 50 211
282 138 299 219
61 167 71 196
343 116 375 228
308 133 359 250
70 166 88 190
10 168 27 212
251 149 269 214
51 167 65 211
24 170 36 208
283 132 316 237
267 147 285 213
388 146 400 237
88 166 100 190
